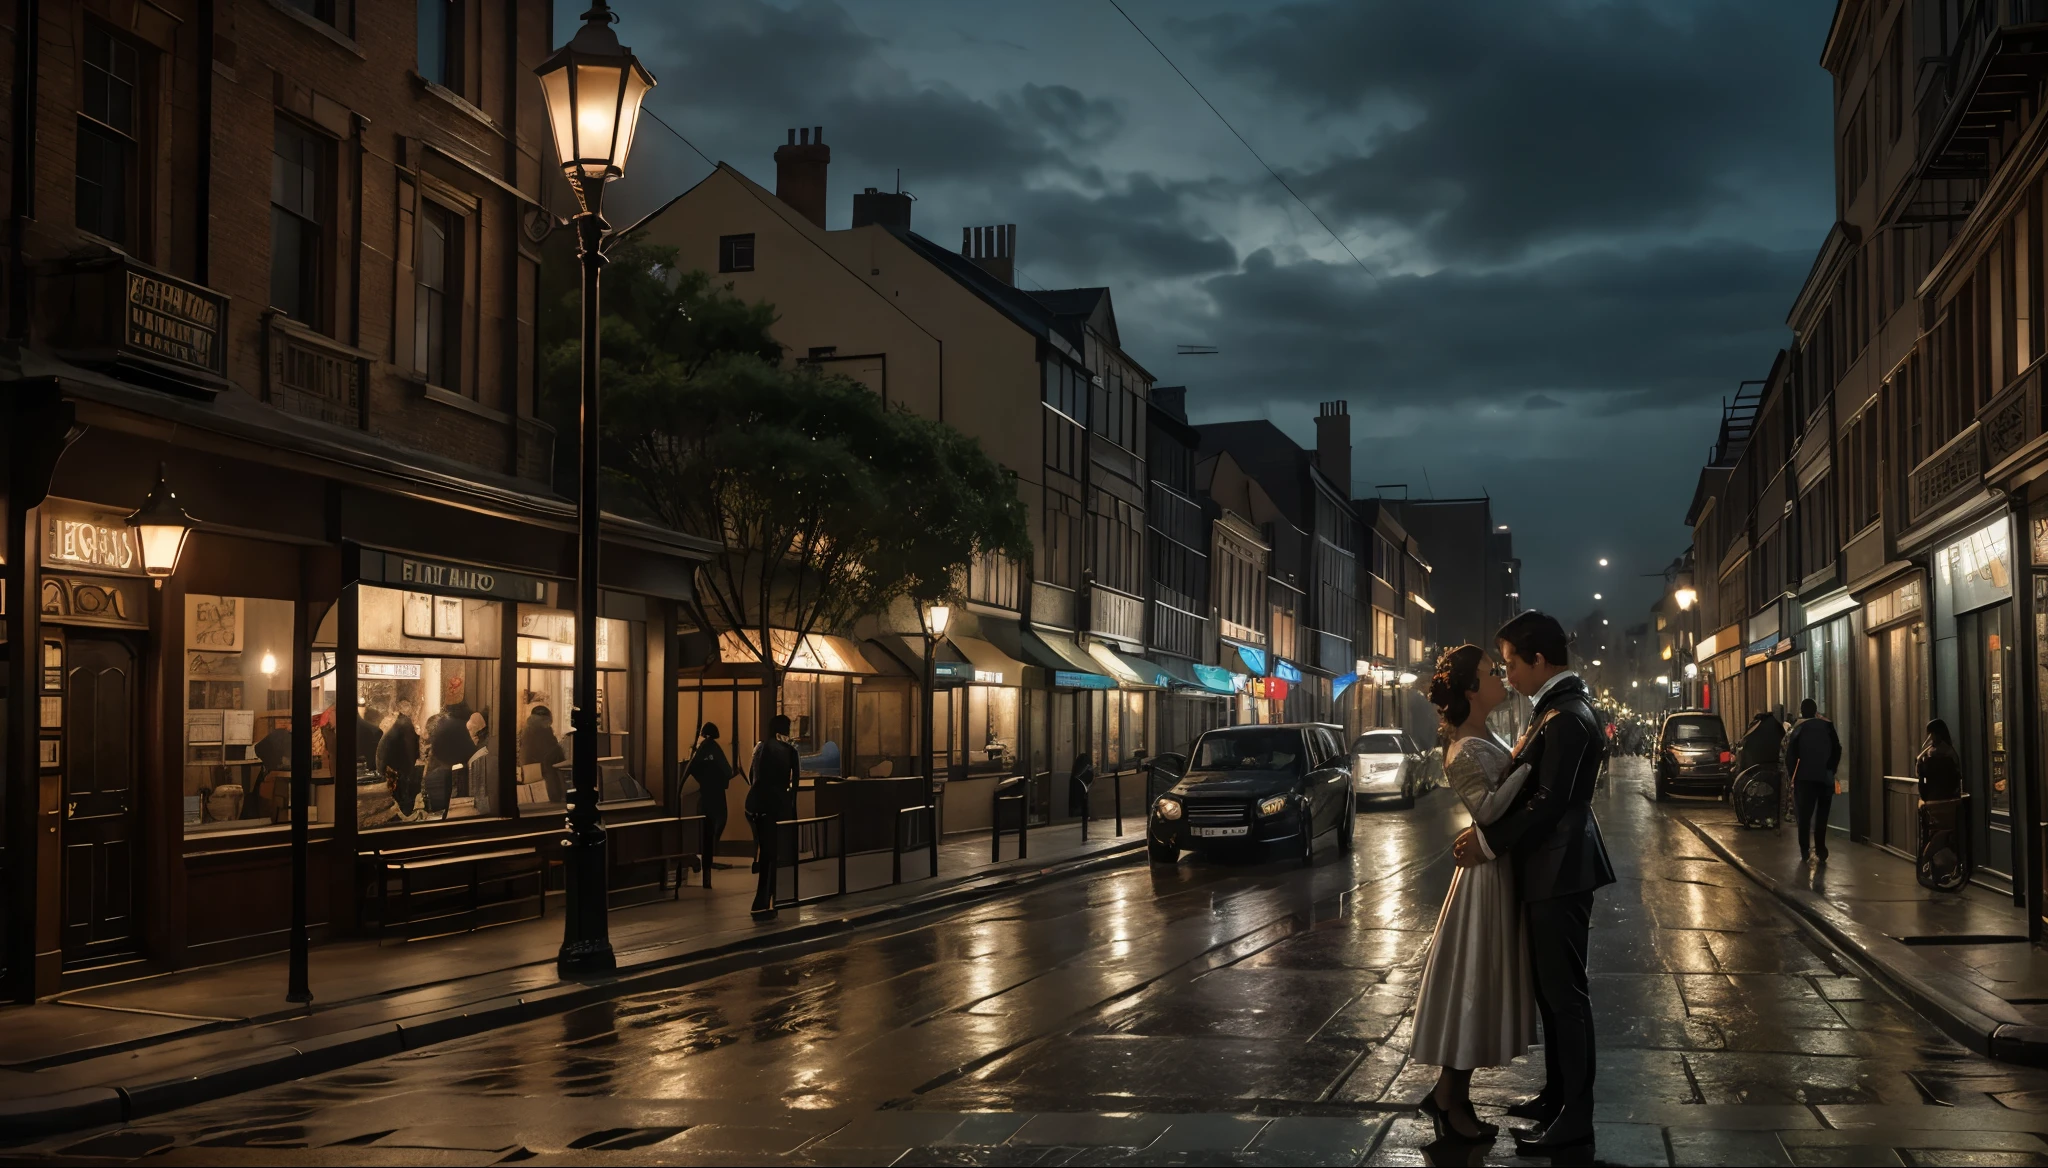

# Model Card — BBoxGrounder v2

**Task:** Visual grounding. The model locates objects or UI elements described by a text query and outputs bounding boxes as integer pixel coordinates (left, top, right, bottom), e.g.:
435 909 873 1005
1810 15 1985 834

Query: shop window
414 200 462 390
783 673 846 778
271 117 331 328
853 679 914 778
962 685 1020 777
355 585 500 828
512 606 643 810
182 597 299 836
76 24 141 248
677 683 761 812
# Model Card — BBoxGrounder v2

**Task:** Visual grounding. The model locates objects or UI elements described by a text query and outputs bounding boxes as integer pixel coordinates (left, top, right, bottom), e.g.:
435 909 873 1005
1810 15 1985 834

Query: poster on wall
402 591 434 639
433 595 464 641
187 595 244 652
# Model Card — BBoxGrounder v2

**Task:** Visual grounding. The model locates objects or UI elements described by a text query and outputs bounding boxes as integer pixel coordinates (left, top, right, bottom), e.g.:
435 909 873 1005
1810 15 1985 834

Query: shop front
1797 589 1860 838
4 402 707 997
1932 515 2021 891
1151 655 1232 758
1860 572 1929 858
1017 627 1116 817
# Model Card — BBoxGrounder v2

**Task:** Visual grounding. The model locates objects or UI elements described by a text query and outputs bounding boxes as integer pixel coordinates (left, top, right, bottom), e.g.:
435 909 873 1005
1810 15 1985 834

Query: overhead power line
641 105 717 169
1106 0 1377 280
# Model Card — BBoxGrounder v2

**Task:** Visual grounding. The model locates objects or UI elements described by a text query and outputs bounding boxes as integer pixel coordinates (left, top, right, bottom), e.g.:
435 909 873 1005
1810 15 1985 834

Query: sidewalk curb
0 837 1147 1142
1666 806 2048 1069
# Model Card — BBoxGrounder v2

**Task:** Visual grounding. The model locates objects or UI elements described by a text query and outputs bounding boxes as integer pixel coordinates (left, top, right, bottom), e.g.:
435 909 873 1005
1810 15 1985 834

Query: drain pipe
9 0 37 340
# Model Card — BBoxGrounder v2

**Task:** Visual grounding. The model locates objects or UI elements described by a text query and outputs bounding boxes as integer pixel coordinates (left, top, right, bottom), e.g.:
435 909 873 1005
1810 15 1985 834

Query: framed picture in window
402 590 434 639
187 595 244 652
39 738 59 768
39 695 60 729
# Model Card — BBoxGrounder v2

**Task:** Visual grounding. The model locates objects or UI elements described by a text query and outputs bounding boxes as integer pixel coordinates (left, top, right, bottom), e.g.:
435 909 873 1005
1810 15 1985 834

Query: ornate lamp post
921 603 950 874
534 0 655 976
125 464 198 581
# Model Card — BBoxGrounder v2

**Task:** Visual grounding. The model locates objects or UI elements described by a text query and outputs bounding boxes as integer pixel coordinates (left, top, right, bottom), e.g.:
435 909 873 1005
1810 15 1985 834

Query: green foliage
539 233 1030 680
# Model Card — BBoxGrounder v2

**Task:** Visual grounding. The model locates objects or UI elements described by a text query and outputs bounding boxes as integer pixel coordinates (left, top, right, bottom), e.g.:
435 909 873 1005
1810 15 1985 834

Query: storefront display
354 585 501 828
514 608 642 808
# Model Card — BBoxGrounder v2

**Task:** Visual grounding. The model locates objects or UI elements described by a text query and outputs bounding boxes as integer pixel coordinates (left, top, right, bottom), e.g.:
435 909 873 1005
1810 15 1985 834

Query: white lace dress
1409 735 1539 1070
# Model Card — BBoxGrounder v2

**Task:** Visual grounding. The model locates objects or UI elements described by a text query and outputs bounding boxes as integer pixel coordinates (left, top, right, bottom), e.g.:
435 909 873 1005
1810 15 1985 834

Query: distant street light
1593 593 1602 601
1683 663 1699 679
1675 586 1697 611
1598 558 1609 567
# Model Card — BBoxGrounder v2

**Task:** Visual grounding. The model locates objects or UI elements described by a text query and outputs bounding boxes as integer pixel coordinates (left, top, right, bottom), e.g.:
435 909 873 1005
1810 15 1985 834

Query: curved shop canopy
1021 628 1116 689
718 629 877 674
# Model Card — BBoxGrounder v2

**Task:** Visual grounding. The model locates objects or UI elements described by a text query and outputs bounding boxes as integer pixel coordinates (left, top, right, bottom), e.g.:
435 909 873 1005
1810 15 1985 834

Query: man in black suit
1452 610 1617 1156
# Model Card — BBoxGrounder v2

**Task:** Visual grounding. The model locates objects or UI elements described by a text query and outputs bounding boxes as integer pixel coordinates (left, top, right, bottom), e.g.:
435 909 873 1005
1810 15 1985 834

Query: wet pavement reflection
15 758 2048 1165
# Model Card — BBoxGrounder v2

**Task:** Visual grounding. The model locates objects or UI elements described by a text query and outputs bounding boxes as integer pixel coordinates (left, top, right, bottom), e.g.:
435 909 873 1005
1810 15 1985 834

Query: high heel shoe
1461 1105 1498 1140
1418 1094 1485 1143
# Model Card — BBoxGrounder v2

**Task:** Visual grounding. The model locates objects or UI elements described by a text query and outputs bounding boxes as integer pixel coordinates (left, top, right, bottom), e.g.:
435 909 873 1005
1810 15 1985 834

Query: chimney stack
852 186 913 233
773 126 830 229
1154 385 1188 423
962 223 1016 286
1315 401 1352 497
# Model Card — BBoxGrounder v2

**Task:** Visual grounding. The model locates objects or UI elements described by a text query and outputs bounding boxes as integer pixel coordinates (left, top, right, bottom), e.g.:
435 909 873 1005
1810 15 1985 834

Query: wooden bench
368 841 551 939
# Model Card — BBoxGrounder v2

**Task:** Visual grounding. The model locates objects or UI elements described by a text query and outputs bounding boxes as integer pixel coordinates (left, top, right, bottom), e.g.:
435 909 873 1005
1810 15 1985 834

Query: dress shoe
1512 1124 1594 1157
1816 845 1830 863
1504 1096 1558 1121
750 906 778 922
1418 1094 1486 1143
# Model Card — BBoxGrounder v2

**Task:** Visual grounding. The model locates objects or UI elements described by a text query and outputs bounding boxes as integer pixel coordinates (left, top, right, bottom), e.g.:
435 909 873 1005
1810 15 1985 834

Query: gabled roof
1029 288 1117 349
892 229 1084 362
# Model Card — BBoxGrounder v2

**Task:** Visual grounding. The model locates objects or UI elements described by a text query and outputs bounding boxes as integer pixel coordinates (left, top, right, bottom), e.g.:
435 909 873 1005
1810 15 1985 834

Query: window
718 233 755 273
1373 608 1396 660
417 0 457 88
356 586 501 828
1884 24 1905 143
271 119 328 327
182 597 304 836
280 0 350 30
512 607 643 806
76 25 140 247
414 201 461 389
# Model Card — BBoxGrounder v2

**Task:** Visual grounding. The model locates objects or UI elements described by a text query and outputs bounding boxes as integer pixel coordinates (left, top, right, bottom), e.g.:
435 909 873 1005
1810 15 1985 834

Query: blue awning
1332 670 1358 699
1053 669 1117 690
1232 644 1267 675
1190 663 1240 695
1274 658 1304 683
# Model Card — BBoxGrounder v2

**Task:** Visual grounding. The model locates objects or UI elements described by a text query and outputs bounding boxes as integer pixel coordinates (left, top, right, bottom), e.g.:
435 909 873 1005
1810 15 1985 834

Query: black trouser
1527 892 1596 1138
698 785 729 857
1794 780 1834 855
750 812 789 912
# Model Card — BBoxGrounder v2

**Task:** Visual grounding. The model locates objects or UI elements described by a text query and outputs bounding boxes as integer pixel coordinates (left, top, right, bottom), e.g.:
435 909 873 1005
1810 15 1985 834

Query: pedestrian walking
747 714 801 921
1413 645 1537 1144
682 722 736 870
1785 698 1842 863
1917 719 1963 801
1738 710 1786 774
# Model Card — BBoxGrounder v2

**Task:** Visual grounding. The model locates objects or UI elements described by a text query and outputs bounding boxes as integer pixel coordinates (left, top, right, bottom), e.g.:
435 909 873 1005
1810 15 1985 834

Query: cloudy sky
569 0 1837 627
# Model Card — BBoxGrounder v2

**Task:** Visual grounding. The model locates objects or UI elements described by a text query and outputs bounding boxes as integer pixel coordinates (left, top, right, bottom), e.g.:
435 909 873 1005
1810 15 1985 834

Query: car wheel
1149 841 1179 864
1338 794 1356 852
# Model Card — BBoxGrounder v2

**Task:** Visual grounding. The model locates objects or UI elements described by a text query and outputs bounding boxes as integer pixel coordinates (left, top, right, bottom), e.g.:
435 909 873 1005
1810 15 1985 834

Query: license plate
1194 826 1247 838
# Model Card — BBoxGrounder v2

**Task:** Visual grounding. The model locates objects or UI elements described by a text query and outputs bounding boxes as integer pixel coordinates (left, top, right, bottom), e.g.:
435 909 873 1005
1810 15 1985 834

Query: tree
540 236 1030 713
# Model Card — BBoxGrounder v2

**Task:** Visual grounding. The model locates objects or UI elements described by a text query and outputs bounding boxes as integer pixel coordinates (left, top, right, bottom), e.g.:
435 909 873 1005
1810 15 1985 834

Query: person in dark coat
1068 753 1095 820
1786 697 1844 863
356 706 386 780
425 704 476 814
746 714 801 920
1738 711 1786 774
377 700 423 815
1918 719 1964 802
682 722 736 869
520 706 567 800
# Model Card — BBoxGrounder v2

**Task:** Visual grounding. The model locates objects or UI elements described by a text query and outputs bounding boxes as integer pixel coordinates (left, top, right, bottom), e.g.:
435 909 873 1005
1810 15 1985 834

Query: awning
1022 628 1116 689
1192 663 1241 694
951 633 1028 686
1087 642 1166 689
1225 641 1267 675
1153 655 1235 696
1332 670 1359 699
1274 658 1304 683
717 629 877 674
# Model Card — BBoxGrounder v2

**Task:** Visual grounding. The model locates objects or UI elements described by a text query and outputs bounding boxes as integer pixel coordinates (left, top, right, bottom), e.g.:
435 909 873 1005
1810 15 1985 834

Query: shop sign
973 669 1003 684
126 269 224 375
1053 669 1116 690
359 660 424 680
934 661 972 682
40 501 144 576
1944 518 2012 615
361 548 548 602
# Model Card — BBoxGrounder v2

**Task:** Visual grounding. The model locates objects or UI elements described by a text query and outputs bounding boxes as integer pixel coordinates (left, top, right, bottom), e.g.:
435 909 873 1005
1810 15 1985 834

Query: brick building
0 0 709 1000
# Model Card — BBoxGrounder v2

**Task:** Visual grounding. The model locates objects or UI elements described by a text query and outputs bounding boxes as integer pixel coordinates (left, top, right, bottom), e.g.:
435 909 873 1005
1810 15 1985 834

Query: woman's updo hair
1429 644 1485 729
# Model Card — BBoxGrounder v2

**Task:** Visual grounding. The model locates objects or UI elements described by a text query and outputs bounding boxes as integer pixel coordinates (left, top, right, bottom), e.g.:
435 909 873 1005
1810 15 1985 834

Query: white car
1351 729 1431 808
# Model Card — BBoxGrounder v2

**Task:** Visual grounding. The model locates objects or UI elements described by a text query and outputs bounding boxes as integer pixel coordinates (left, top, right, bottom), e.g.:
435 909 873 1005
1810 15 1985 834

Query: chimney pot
964 222 1017 286
773 126 832 229
1314 400 1353 497
787 128 795 145
814 125 823 142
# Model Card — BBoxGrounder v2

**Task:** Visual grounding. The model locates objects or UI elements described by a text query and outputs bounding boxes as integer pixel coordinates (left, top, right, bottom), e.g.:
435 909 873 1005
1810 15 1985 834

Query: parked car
1351 728 1432 808
1655 710 1735 800
1149 723 1355 865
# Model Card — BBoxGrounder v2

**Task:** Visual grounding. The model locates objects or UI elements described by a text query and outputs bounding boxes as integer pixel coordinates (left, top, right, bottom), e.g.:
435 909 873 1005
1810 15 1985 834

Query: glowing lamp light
1593 592 1603 601
1675 586 1698 611
1656 675 1670 686
1684 662 1699 679
1598 558 1609 567
260 651 278 676
925 603 951 638
125 463 199 580
1398 672 1418 686
535 2 656 189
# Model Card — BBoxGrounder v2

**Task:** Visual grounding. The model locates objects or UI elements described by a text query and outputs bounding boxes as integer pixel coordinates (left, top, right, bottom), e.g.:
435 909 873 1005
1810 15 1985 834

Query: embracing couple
1410 611 1617 1157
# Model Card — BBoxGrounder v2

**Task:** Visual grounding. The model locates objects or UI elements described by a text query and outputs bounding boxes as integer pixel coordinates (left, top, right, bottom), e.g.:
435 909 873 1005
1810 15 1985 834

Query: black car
1148 723 1355 864
1655 710 1734 800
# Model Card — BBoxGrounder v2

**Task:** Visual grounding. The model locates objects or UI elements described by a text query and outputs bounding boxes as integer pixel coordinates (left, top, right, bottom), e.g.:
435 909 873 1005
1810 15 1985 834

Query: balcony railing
1089 583 1145 647
1914 0 2048 181
1981 358 2044 473
263 312 369 429
1907 422 1984 525
1149 599 1206 662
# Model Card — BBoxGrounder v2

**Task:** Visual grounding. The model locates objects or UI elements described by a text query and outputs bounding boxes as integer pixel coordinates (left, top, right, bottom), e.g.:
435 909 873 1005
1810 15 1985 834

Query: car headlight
1155 797 1183 820
1258 795 1289 818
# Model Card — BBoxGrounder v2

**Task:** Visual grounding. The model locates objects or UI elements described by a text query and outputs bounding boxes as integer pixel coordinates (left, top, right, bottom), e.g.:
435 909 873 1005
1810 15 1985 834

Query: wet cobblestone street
13 758 2048 1166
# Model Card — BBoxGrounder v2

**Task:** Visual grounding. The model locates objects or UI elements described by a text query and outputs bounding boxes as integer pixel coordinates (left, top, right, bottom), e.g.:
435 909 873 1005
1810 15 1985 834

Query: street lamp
1674 586 1697 611
534 0 655 977
126 463 199 582
920 602 949 876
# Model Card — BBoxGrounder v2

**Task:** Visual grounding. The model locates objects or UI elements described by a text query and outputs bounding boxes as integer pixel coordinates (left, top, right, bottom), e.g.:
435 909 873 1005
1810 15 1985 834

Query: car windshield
1667 717 1725 745
1353 735 1403 754
1191 730 1301 772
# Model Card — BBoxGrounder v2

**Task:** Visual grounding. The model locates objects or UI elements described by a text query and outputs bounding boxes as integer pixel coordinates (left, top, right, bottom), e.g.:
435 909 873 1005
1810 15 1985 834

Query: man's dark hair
1495 610 1569 668
1800 697 1818 718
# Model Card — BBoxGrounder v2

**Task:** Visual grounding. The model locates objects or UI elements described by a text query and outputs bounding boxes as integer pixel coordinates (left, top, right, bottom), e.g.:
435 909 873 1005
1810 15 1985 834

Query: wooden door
60 633 141 965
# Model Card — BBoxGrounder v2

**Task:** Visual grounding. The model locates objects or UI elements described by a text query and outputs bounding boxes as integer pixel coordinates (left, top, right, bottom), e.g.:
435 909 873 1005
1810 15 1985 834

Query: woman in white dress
1412 644 1539 1143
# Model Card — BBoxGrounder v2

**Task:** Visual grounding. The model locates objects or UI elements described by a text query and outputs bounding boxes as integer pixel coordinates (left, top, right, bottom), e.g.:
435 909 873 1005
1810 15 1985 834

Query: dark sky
564 0 1838 628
